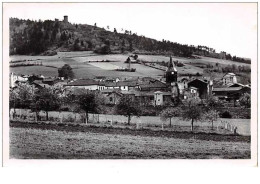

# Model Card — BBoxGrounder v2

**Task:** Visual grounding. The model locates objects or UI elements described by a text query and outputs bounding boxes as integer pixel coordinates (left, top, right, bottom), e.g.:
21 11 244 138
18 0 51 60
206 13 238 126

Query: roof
139 80 168 89
117 80 138 87
43 78 57 82
188 78 208 85
104 82 117 87
67 88 90 96
227 83 244 88
223 73 236 78
32 80 51 88
65 79 99 86
213 87 242 92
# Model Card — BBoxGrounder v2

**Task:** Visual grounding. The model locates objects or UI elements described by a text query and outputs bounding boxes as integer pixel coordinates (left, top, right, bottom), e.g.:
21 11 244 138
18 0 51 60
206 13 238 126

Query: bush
221 111 232 118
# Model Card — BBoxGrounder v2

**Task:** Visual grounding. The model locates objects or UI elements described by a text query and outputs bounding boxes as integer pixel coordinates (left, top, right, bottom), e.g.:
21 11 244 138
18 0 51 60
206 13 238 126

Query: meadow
9 51 250 78
10 126 250 159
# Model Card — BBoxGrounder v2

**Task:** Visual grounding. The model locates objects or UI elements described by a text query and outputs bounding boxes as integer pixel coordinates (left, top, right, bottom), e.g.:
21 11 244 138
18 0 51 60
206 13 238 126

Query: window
109 97 113 102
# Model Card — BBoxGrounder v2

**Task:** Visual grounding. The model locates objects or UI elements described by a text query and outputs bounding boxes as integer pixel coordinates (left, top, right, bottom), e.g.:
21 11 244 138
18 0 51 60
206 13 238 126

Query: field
9 51 250 78
10 125 250 159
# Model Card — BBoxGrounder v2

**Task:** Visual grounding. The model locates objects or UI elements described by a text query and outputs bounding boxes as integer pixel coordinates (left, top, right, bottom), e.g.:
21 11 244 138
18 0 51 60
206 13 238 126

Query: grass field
10 126 250 159
9 51 250 78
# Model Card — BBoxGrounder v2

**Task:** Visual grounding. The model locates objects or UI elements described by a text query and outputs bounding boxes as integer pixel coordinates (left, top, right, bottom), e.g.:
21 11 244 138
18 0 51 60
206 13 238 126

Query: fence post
162 122 164 130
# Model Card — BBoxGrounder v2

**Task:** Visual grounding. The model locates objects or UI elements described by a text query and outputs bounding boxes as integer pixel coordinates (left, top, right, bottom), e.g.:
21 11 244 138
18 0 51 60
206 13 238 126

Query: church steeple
166 56 177 84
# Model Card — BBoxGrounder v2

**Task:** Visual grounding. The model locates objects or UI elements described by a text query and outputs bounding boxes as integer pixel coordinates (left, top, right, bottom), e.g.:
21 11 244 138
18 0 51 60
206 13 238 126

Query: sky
3 3 257 60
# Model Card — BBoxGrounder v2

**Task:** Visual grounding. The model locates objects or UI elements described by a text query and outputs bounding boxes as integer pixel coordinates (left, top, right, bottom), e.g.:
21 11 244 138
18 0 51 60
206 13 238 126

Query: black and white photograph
2 2 257 163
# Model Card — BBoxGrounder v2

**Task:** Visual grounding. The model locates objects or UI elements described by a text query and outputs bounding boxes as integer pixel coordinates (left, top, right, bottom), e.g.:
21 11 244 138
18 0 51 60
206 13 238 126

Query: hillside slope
9 18 250 65
9 18 210 57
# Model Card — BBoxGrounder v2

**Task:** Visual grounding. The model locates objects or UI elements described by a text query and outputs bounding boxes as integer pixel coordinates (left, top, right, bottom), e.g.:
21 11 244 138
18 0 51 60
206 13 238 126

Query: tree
10 83 34 110
204 95 223 111
30 88 60 121
58 64 74 79
76 91 103 124
203 109 219 130
160 107 180 127
239 93 251 108
115 96 141 125
181 99 203 132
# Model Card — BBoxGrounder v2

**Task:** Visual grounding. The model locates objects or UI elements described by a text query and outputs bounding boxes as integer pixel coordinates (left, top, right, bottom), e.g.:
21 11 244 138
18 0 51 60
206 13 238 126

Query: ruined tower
63 15 68 23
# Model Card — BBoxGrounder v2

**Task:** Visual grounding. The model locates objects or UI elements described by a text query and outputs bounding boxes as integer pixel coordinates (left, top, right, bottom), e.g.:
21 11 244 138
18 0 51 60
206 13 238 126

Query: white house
222 73 237 86
10 73 28 88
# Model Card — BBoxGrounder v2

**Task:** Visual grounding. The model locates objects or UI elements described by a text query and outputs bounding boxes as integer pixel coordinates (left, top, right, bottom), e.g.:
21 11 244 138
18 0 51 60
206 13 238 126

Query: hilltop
9 17 250 64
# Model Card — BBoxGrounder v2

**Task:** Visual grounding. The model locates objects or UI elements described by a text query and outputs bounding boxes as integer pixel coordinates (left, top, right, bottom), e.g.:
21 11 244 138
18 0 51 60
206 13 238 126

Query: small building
64 79 99 90
138 78 169 91
212 86 251 101
9 73 28 88
101 89 123 105
222 73 237 86
183 87 200 100
188 79 212 99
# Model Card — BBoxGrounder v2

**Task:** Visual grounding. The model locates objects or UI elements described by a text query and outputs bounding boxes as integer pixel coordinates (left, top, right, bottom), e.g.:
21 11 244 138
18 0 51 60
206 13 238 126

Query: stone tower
64 15 68 23
166 56 177 84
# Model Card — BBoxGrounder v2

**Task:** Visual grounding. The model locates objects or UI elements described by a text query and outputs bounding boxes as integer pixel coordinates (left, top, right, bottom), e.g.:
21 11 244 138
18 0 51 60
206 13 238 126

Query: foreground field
10 122 250 159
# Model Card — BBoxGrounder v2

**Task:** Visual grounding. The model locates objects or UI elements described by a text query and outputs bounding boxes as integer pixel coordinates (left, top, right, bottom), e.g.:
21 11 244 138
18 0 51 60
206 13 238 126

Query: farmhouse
212 86 251 100
138 78 169 92
10 73 28 88
183 86 200 100
188 79 213 99
101 89 123 105
222 73 237 86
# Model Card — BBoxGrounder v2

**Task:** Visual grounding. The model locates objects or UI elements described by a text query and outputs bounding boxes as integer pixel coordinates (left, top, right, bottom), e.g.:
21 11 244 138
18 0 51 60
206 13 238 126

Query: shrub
221 111 232 118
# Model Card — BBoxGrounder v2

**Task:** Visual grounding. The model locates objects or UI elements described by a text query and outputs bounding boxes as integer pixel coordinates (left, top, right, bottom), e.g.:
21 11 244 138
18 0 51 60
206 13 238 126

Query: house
188 79 212 99
138 78 169 91
117 80 138 91
104 82 120 90
100 89 123 105
227 83 244 88
32 80 52 89
222 73 237 86
212 86 251 101
183 87 200 100
177 77 189 94
42 78 59 85
121 90 172 106
10 73 28 88
64 79 99 90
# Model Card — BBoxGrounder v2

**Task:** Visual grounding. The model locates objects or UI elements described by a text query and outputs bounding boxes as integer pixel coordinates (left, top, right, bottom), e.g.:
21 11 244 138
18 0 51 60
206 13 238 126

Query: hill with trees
9 17 250 64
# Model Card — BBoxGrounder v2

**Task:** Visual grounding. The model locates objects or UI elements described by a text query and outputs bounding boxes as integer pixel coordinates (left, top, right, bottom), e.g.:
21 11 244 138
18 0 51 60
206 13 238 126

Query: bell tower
166 56 177 84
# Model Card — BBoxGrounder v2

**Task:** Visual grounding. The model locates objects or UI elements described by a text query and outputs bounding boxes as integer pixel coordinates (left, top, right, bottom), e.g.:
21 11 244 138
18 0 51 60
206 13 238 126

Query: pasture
9 51 249 78
10 126 250 159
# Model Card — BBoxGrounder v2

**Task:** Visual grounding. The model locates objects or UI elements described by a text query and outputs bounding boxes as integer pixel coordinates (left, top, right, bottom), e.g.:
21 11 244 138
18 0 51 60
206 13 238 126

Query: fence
9 108 250 135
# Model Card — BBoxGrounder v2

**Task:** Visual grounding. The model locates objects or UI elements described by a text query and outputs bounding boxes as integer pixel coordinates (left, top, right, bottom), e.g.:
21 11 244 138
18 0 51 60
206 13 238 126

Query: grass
9 51 249 78
10 126 250 159
11 108 251 136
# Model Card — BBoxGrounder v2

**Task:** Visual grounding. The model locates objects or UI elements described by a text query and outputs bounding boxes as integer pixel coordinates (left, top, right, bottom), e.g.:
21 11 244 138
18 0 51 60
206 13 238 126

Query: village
10 55 251 121
6 6 254 160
